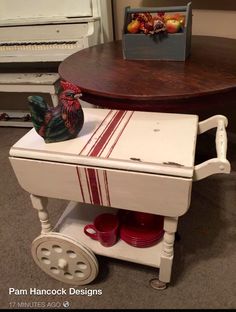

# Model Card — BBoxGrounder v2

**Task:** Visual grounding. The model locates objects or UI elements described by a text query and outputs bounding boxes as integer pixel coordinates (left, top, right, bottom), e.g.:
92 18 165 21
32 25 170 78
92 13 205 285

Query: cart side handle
194 115 231 181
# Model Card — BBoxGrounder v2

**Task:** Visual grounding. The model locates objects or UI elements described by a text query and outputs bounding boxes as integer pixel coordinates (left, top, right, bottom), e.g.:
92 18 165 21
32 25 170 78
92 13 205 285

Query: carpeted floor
1 126 236 309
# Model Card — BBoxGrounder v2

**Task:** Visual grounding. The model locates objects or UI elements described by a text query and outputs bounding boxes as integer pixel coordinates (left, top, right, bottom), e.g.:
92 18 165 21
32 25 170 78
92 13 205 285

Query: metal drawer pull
194 115 231 181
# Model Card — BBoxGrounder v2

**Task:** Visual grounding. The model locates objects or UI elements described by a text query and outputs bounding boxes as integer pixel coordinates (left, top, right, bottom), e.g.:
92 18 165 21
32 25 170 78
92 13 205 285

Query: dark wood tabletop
59 35 236 125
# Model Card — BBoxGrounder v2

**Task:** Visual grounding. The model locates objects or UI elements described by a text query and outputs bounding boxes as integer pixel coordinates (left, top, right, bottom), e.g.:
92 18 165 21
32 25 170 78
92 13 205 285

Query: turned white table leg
159 217 178 282
150 216 178 290
30 194 52 234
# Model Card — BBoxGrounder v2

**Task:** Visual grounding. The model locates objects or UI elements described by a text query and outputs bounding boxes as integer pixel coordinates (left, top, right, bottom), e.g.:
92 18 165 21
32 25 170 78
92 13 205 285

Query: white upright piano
0 0 114 126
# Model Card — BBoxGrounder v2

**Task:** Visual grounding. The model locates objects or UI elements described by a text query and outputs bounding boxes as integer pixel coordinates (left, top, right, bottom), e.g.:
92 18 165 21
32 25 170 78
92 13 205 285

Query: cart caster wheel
31 233 98 285
149 278 167 290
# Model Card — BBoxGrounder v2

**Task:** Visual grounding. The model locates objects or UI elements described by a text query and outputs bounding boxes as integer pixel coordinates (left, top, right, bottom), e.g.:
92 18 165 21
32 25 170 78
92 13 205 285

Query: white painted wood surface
0 73 60 86
9 158 192 217
30 194 52 234
10 108 198 178
0 120 32 127
159 217 178 283
0 73 60 95
0 0 93 21
0 21 91 40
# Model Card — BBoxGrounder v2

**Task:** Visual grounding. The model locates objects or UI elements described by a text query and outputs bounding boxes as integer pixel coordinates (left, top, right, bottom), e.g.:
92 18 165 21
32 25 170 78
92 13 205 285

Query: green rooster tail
28 95 49 132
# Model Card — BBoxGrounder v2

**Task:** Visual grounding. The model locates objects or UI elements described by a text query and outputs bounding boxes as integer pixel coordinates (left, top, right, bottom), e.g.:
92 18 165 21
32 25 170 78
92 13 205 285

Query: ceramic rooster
28 81 84 143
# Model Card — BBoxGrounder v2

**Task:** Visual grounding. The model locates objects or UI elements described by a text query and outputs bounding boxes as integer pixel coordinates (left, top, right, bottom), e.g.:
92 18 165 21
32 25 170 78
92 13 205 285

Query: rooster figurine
28 81 84 143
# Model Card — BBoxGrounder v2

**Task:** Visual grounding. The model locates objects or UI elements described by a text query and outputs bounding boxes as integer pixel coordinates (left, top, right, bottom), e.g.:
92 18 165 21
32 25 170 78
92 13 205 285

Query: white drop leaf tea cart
9 108 231 289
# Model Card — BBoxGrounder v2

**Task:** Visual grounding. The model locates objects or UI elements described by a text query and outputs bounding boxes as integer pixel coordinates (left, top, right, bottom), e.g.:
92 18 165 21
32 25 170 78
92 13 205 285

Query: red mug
84 213 119 247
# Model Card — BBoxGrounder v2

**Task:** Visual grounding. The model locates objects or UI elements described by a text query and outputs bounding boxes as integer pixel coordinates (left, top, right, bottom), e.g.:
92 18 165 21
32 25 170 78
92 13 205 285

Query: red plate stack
118 211 164 248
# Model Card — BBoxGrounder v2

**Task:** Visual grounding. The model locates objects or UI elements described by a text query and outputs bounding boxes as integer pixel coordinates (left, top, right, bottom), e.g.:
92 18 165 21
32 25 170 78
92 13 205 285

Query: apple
164 13 185 28
165 19 181 33
127 19 141 34
164 14 175 22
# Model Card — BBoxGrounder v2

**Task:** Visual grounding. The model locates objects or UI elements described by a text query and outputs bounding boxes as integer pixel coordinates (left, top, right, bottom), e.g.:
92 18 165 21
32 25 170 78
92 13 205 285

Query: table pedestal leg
30 194 52 234
150 216 178 290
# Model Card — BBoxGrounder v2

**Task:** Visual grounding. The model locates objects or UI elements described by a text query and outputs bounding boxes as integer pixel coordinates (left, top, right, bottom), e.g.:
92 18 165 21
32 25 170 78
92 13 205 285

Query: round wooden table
59 35 236 130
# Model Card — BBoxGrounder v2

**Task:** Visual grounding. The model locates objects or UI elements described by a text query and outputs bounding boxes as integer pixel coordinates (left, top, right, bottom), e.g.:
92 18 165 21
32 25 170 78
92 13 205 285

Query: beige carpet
1 127 236 309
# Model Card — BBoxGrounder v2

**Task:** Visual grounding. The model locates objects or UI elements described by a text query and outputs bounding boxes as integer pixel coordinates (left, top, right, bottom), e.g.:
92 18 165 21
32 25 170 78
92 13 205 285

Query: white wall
192 10 236 38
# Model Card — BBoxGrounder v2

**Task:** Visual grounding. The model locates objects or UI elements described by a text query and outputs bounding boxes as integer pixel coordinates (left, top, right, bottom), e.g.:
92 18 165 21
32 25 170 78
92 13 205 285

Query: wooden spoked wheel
31 233 99 285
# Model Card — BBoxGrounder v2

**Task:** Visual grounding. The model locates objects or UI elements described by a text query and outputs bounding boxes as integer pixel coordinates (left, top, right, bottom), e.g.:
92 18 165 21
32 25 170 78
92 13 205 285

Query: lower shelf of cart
54 201 163 268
